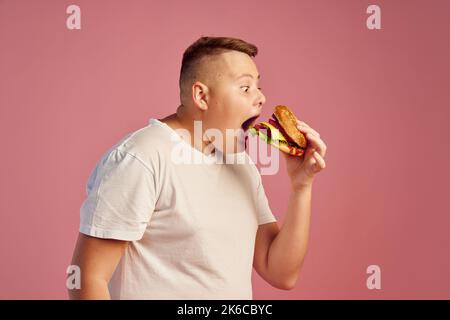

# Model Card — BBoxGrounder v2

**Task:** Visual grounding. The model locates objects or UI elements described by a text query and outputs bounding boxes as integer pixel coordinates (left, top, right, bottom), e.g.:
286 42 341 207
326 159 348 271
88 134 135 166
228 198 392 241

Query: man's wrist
291 181 313 193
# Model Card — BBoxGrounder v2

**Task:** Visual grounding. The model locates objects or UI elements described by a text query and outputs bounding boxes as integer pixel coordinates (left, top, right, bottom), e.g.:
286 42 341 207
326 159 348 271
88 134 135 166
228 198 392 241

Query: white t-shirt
79 118 277 299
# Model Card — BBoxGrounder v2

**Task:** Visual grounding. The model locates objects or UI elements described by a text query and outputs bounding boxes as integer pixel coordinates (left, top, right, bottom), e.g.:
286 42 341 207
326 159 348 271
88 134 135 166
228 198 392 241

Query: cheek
209 88 247 126
226 89 249 109
213 90 241 112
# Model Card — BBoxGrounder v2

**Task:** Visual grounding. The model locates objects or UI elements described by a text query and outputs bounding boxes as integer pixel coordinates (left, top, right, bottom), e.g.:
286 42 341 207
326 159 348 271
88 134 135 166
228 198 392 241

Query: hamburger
246 105 307 157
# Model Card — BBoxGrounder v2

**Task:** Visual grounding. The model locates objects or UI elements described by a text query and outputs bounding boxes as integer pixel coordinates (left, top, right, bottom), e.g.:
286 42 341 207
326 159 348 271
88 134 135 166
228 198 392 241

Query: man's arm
68 233 129 299
253 185 312 290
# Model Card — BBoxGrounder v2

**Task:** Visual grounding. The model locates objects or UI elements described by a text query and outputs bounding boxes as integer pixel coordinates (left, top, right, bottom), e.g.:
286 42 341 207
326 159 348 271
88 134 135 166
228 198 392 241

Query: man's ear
191 81 209 111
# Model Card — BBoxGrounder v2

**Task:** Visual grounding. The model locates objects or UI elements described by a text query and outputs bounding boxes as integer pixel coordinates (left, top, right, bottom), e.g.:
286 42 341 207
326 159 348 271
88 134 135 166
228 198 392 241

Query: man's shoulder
120 119 173 148
105 119 175 167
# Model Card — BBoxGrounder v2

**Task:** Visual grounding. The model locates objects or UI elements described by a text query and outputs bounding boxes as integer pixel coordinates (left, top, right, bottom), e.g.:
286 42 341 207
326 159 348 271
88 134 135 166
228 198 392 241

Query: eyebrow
236 73 260 80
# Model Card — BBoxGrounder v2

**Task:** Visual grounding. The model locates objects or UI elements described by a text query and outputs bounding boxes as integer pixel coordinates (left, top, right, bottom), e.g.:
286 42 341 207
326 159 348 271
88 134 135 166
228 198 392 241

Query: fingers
296 120 320 137
295 120 327 158
312 150 326 169
305 132 327 158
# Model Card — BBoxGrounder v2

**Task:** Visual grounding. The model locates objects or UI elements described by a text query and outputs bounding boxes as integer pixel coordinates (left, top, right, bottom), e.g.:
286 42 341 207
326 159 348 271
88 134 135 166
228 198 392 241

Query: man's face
202 51 266 153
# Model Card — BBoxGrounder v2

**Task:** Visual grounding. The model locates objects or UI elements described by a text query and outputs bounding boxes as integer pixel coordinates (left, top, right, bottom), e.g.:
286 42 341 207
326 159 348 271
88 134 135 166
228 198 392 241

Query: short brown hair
179 36 258 100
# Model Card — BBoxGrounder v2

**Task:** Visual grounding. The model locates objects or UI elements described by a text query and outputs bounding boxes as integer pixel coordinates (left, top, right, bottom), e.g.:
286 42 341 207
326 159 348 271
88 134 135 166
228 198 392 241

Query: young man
68 36 327 300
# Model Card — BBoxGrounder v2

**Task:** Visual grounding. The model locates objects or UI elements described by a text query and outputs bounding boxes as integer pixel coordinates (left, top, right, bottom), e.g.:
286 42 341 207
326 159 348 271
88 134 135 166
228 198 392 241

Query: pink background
1 0 449 299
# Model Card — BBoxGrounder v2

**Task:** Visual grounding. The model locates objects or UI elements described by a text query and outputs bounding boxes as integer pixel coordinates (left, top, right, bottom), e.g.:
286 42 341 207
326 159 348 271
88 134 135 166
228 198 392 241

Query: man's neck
161 105 214 156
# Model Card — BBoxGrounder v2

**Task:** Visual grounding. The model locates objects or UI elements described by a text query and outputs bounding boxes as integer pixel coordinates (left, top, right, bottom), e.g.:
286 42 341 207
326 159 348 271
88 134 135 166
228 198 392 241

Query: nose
256 90 266 108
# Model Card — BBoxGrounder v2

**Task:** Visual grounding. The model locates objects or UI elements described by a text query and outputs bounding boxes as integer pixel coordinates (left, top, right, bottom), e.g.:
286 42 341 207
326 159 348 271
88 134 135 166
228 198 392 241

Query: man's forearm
267 184 312 288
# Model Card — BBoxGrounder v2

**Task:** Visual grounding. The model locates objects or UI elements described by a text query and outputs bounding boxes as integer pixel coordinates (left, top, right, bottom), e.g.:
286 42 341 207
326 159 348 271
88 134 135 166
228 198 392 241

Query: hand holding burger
248 105 327 189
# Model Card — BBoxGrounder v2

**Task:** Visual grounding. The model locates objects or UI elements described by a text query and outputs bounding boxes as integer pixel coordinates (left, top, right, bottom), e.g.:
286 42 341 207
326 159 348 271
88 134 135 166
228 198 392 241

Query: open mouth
241 115 260 131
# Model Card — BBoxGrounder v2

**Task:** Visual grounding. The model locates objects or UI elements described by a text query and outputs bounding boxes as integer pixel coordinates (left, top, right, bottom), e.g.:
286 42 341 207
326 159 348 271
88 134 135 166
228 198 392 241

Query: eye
241 86 250 92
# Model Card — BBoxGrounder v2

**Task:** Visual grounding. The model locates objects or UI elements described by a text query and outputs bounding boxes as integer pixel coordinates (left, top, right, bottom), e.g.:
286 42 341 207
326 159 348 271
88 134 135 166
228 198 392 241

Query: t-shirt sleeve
79 148 158 241
255 176 277 225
